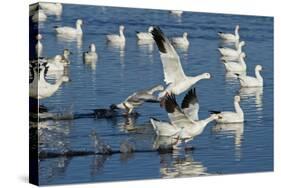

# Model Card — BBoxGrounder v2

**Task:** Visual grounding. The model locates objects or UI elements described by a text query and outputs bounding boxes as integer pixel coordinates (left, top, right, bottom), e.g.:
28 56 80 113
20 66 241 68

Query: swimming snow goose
169 10 183 17
151 26 211 98
106 25 125 44
29 58 69 99
218 41 245 58
55 19 83 37
222 52 247 72
218 25 240 43
110 84 164 114
171 32 189 48
83 43 98 62
136 26 153 41
150 93 220 142
210 95 244 123
235 65 263 87
36 34 43 57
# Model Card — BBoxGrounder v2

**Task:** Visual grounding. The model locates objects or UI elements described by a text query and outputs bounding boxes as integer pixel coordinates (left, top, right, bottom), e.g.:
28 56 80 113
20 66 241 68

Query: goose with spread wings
150 90 220 142
110 84 164 114
151 26 211 98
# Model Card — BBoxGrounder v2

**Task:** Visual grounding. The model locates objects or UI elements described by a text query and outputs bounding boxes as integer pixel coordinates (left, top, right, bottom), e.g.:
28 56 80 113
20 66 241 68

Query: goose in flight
29 58 69 99
218 25 240 43
151 26 211 98
55 19 83 37
136 26 153 41
235 65 263 87
151 92 220 143
110 84 164 114
210 96 244 123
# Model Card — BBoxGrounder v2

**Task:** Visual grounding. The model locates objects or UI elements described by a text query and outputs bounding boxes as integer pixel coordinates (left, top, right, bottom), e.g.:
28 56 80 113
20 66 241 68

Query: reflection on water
239 87 263 110
212 123 244 160
160 152 208 178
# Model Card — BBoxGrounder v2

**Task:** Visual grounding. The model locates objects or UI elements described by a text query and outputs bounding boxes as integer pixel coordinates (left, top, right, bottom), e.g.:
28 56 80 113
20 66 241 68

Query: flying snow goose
55 19 83 37
181 88 199 120
106 25 125 44
136 26 153 41
36 34 43 57
29 58 69 99
171 32 189 48
218 41 245 57
83 43 98 62
235 65 263 87
110 84 164 114
222 52 247 72
39 2 63 16
150 93 220 142
151 26 211 98
218 25 240 43
210 95 244 123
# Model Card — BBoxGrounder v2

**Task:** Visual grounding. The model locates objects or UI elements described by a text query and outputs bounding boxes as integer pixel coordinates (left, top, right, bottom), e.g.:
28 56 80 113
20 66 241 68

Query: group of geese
30 3 264 149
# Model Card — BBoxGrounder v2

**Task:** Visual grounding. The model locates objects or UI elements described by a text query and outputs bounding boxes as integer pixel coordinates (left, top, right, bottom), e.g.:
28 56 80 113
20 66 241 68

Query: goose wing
181 88 199 120
151 26 186 84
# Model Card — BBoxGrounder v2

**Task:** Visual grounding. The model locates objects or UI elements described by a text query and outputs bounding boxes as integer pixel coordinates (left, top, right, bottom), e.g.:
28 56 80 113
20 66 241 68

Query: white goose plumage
151 26 211 98
236 65 263 87
151 93 220 142
111 84 164 114
29 58 69 99
39 2 63 16
169 10 183 16
171 32 189 48
218 41 245 58
106 25 125 44
55 19 83 37
222 52 247 72
83 43 98 62
136 26 153 41
210 96 244 124
36 34 43 57
32 9 47 23
218 25 240 43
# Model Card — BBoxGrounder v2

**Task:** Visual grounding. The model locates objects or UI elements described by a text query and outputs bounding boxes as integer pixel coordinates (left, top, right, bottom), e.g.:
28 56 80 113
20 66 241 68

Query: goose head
148 26 153 32
183 32 188 38
90 43 96 52
63 49 72 57
202 73 211 79
119 25 125 32
62 75 70 82
234 95 241 103
76 19 83 26
256 65 263 71
36 34 42 40
239 41 245 47
235 25 240 31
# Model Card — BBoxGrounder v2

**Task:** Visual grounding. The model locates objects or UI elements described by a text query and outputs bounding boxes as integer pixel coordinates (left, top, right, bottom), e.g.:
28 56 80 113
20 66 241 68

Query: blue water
35 4 273 185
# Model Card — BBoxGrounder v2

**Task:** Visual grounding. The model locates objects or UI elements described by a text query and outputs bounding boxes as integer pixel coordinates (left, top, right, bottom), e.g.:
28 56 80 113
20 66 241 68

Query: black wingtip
136 31 140 34
151 26 167 53
234 73 240 77
209 110 221 114
150 117 160 121
164 93 178 113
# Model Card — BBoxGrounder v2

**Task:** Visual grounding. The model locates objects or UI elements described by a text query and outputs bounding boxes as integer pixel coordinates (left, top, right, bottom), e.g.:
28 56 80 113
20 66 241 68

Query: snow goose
55 19 83 37
169 10 183 16
48 49 71 65
110 84 164 114
218 41 245 58
39 2 63 16
83 43 98 63
36 34 43 57
222 52 247 72
151 93 220 142
181 88 199 120
151 26 211 98
171 32 189 48
32 9 47 22
106 25 125 44
29 58 69 99
235 65 263 87
136 26 153 41
47 55 65 71
218 25 240 43
210 96 244 123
